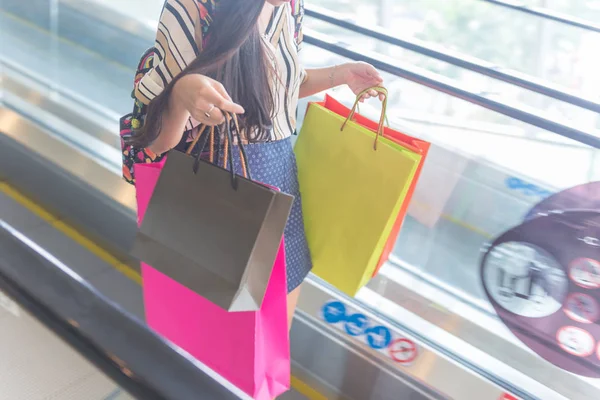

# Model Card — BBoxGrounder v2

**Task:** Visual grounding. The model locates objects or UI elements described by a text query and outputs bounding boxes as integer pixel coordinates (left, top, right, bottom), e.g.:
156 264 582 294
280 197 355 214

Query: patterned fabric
176 135 312 293
263 3 307 141
291 0 305 45
120 0 306 185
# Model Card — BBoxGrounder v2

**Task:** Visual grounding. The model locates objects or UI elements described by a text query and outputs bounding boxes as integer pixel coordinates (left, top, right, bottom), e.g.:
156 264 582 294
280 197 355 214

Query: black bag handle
184 113 251 190
223 113 252 189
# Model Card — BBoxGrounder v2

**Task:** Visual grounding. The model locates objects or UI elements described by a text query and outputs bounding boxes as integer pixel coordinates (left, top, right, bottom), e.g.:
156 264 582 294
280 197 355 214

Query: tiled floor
0 190 307 399
0 303 128 400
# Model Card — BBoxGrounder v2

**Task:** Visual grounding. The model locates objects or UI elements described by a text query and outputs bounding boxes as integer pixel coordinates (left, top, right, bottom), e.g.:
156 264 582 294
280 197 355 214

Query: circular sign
322 301 347 324
481 210 600 377
482 242 568 318
569 258 600 289
344 313 369 336
557 326 595 357
388 338 418 364
564 293 599 324
365 326 392 350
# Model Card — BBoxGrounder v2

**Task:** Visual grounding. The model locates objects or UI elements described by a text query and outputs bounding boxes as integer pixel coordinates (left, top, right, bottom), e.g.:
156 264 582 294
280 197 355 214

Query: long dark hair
128 0 273 148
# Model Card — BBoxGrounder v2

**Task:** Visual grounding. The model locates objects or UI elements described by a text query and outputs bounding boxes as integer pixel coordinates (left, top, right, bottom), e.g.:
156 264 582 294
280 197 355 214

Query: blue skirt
180 136 313 293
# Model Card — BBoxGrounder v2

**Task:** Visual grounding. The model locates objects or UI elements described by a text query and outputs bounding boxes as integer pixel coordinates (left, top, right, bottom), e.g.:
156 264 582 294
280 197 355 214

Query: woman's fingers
205 81 245 114
211 81 233 102
193 110 224 126
218 99 245 115
356 91 385 103
205 107 226 124
191 99 225 126
191 85 244 125
366 64 382 81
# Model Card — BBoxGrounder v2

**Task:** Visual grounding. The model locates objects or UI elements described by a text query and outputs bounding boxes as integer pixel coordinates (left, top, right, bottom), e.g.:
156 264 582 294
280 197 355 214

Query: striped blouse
134 0 306 142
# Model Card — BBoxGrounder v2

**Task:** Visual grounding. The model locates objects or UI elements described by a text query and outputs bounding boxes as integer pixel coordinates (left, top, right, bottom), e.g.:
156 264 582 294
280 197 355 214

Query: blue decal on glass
322 301 347 324
344 313 369 336
505 177 552 198
365 326 392 349
505 177 522 189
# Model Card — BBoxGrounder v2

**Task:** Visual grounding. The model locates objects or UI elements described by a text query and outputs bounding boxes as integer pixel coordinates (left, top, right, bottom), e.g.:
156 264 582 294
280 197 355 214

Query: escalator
1 1 599 399
0 219 252 400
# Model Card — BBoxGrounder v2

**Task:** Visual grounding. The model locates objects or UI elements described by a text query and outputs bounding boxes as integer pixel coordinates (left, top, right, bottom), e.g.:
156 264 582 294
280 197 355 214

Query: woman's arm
133 0 241 154
299 65 345 99
149 75 243 154
147 85 191 155
290 2 382 100
299 62 384 100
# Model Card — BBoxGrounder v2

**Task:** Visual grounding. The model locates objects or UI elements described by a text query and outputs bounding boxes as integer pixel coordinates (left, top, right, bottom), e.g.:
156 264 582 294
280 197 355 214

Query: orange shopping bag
321 94 430 276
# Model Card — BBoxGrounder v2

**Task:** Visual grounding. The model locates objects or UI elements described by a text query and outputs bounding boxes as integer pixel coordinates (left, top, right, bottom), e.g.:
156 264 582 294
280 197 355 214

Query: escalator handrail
304 29 600 149
305 5 600 114
478 0 600 33
0 221 242 400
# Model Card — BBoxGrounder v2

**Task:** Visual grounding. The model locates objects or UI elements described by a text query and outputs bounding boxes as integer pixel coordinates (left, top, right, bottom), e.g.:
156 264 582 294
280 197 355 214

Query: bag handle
184 113 251 189
222 113 251 189
341 86 388 150
186 125 212 157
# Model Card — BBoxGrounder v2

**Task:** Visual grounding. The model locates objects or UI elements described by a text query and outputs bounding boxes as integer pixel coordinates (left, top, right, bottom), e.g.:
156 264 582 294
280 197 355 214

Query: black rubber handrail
479 0 600 33
305 5 600 113
0 221 241 400
303 29 600 149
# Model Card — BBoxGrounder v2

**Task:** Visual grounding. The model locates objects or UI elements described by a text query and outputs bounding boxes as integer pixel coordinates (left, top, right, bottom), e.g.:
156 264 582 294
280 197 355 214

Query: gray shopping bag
131 119 293 312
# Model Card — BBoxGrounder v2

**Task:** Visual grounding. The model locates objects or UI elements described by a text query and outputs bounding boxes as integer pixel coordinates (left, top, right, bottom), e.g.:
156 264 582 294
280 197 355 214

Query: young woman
122 0 383 329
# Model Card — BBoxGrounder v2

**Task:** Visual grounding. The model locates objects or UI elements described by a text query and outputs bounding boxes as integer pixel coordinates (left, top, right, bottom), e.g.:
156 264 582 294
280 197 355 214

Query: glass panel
306 0 600 132
524 0 600 21
300 44 596 189
0 0 149 116
52 0 166 115
0 289 133 400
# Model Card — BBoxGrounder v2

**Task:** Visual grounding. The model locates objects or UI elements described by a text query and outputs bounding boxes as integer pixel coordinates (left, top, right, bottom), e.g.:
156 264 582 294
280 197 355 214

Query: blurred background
1 1 599 399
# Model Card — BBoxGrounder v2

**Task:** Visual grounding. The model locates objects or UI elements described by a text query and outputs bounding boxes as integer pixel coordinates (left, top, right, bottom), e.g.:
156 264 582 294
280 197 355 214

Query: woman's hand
341 62 385 102
172 74 245 125
148 74 245 154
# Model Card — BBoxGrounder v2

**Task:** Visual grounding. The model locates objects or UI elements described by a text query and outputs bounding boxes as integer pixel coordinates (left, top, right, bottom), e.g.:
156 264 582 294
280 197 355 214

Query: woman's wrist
334 63 351 87
147 81 191 155
328 63 350 89
169 79 191 119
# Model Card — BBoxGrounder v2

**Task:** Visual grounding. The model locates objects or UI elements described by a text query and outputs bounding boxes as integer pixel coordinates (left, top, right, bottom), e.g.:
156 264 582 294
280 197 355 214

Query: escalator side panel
0 109 138 268
291 314 445 400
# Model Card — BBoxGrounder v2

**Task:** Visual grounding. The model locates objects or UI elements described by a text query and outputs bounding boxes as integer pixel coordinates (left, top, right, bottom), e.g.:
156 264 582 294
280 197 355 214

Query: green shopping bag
295 87 422 296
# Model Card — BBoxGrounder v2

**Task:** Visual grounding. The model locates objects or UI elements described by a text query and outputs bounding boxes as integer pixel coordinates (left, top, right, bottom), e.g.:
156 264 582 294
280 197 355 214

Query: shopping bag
132 117 294 311
136 161 290 399
321 95 430 276
295 87 423 296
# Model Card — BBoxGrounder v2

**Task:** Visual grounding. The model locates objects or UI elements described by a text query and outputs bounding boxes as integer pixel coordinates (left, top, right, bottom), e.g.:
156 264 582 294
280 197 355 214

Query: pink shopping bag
135 159 291 399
